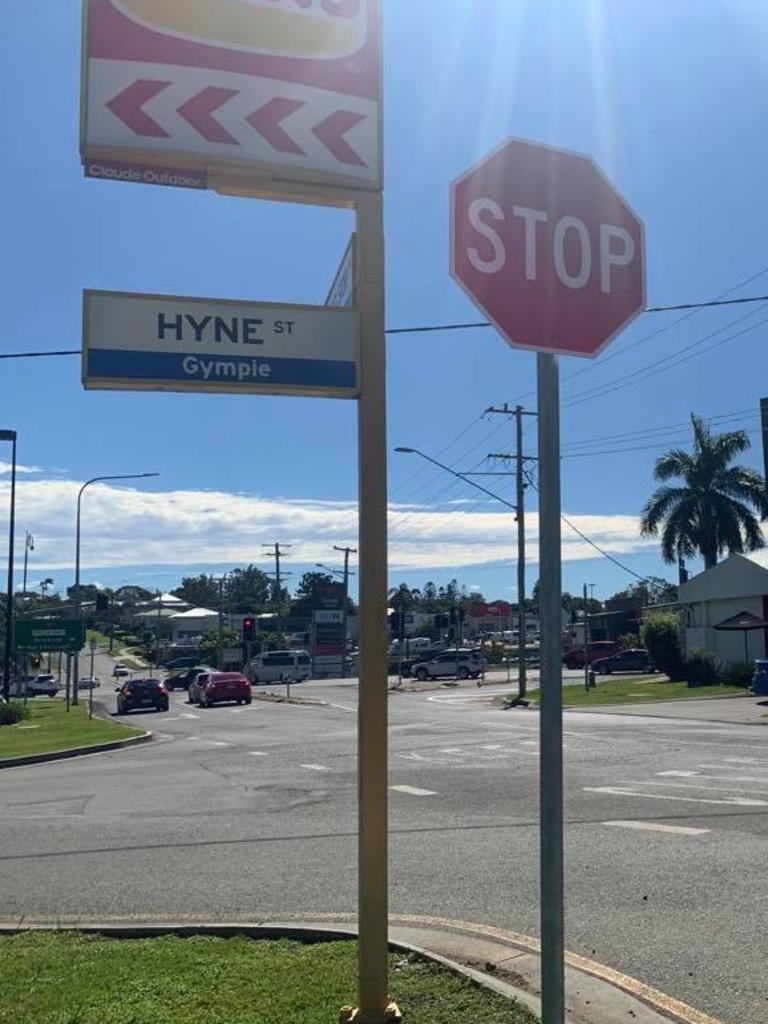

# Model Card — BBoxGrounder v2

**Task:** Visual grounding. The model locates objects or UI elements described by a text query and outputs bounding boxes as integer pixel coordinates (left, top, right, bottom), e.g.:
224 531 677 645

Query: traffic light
96 592 109 611
242 617 256 642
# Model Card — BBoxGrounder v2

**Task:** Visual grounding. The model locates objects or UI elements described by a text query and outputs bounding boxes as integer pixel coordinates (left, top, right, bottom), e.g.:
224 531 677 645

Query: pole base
339 1003 402 1024
504 696 530 708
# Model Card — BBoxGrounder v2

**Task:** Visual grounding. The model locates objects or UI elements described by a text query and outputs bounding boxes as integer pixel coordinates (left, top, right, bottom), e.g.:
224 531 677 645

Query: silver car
411 649 484 681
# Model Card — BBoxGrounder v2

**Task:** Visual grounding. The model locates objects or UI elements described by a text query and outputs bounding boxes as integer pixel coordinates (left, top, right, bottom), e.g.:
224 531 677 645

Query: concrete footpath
567 693 767 726
0 913 723 1024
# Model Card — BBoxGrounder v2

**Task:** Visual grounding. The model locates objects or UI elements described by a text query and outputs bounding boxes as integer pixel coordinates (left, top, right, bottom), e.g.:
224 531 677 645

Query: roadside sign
15 620 84 654
326 235 356 308
82 289 358 398
81 0 382 193
451 137 645 358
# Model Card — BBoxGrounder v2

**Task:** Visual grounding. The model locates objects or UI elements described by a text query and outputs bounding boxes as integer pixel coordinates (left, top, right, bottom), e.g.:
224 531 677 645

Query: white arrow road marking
603 821 710 836
301 764 331 772
391 785 437 797
585 786 768 807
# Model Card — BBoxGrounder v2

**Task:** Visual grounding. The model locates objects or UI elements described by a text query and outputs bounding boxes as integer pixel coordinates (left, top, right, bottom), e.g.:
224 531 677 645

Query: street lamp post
1 430 17 702
73 473 158 704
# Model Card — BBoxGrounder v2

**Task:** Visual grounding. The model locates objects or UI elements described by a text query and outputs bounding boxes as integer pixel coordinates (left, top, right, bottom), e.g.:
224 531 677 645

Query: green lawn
86 628 111 648
0 699 144 760
556 676 749 707
0 933 538 1024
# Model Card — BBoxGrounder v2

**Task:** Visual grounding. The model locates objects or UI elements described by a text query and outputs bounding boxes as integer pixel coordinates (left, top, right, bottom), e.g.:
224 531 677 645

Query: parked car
196 672 252 708
411 649 484 681
9 674 60 698
249 651 311 684
78 676 101 690
188 671 213 704
116 678 168 715
563 641 623 670
591 648 654 675
166 665 209 691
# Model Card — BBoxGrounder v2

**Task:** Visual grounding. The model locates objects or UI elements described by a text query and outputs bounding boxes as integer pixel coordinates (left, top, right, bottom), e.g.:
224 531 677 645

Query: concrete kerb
0 915 724 1024
0 729 153 770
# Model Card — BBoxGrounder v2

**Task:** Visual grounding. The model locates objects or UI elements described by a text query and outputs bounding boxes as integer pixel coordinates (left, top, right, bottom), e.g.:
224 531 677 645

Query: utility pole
334 545 357 678
487 402 538 701
263 543 292 638
583 584 590 693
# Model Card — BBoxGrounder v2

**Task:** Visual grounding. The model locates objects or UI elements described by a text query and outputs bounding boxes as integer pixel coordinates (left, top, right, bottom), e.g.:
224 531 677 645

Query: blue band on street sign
87 349 357 391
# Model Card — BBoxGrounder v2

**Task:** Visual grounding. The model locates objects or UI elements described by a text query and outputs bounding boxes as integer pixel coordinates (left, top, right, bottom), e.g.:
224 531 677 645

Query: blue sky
1 0 767 602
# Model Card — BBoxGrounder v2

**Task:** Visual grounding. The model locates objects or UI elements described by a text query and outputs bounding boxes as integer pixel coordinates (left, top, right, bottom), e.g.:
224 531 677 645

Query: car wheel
565 660 577 670
603 667 612 675
245 697 252 705
458 666 470 680
471 672 480 679
415 668 428 681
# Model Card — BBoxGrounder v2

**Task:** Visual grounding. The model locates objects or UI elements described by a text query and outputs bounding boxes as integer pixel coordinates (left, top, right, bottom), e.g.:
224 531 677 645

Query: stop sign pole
451 138 645 1024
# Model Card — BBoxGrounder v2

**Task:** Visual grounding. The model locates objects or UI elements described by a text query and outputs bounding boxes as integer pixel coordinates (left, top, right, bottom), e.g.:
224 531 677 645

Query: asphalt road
2 657 767 1024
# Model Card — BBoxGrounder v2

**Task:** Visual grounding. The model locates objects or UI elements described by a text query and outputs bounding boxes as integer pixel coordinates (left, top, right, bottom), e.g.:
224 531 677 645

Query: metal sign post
537 353 564 1024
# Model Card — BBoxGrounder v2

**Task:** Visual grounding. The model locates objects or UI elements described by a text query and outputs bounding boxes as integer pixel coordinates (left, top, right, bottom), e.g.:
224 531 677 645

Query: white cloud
0 462 42 475
0 476 656 573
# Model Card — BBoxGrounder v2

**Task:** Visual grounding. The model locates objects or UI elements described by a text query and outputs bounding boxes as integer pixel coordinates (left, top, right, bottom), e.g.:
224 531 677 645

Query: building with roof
679 550 768 664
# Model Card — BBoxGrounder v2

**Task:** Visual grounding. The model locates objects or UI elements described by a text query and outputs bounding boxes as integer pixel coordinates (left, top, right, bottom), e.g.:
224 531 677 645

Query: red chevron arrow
106 80 171 138
178 87 239 144
247 97 306 156
313 110 367 167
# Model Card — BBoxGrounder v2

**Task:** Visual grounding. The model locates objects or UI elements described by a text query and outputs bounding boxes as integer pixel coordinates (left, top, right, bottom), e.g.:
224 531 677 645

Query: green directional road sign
14 619 84 654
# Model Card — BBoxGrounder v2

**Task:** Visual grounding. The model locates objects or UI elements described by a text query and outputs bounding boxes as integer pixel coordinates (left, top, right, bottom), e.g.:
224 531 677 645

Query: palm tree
640 414 768 570
39 577 54 598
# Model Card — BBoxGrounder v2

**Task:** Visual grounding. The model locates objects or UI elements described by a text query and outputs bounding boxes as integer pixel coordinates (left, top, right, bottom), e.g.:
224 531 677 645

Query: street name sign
81 0 382 193
82 289 358 398
451 137 645 358
15 619 84 654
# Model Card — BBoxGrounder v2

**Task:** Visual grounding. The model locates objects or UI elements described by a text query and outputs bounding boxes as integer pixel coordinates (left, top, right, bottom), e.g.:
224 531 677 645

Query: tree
297 572 336 600
641 613 683 680
388 583 418 610
39 578 54 598
226 566 271 613
640 414 768 570
198 628 240 668
173 574 221 609
114 585 153 603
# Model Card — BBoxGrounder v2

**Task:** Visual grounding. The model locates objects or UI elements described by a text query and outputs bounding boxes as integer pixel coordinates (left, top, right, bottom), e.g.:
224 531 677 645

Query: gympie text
182 355 272 382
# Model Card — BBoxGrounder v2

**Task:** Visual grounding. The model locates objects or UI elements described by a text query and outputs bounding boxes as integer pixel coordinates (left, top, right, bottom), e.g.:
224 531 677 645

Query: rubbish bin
753 660 768 696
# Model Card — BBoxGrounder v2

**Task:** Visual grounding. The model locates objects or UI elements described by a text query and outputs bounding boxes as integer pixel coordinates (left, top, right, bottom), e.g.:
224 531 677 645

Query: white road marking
723 757 768 766
585 786 768 807
326 703 356 713
482 744 503 750
439 748 462 754
249 751 268 757
603 820 710 836
660 769 768 784
210 741 231 747
622 779 768 797
301 764 331 772
391 785 437 796
179 713 200 719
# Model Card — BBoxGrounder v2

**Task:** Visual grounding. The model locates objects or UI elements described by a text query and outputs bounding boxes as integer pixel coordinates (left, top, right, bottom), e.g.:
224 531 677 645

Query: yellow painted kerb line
111 0 363 57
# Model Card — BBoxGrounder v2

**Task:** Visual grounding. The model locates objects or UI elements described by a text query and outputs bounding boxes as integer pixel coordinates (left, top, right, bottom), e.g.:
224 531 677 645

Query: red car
197 672 252 708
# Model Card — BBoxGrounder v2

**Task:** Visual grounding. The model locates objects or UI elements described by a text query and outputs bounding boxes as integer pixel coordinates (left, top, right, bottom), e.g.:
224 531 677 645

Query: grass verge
556 676 749 707
0 699 144 760
0 933 538 1024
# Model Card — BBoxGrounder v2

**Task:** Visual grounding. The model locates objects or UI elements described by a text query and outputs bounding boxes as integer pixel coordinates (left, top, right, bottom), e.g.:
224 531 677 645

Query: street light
0 429 17 701
73 473 159 704
315 562 345 579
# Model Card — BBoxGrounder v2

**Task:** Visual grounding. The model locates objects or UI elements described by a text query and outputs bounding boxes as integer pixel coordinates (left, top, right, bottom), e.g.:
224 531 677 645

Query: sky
1 0 767 603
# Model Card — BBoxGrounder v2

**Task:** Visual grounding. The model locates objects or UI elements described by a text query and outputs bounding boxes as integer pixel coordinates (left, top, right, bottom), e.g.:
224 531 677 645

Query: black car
165 665 209 691
163 655 201 671
117 678 169 714
591 648 654 675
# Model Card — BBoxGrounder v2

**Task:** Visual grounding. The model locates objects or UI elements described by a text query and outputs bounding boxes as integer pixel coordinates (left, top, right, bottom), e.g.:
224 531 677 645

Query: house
679 551 768 664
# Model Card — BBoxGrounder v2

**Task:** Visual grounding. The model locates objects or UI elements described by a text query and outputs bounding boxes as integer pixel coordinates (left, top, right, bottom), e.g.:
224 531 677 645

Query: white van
249 650 311 684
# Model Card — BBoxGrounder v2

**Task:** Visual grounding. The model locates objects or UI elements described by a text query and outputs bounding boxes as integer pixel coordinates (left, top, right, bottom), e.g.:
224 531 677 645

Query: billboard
83 289 358 398
81 0 382 192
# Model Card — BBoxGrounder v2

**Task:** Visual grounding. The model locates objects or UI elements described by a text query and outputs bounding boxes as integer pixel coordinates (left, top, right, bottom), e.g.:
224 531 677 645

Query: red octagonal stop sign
451 138 645 358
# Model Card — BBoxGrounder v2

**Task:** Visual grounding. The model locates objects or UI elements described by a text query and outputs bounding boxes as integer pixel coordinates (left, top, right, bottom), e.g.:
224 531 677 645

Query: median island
0 699 144 761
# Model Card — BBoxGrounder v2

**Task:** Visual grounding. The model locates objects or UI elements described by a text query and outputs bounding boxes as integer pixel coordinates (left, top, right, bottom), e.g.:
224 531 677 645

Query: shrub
0 700 31 726
618 633 641 649
682 649 720 686
641 613 683 679
719 661 754 688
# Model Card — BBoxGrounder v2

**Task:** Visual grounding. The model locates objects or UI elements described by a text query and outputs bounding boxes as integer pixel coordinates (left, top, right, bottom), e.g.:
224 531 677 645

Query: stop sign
451 138 645 357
